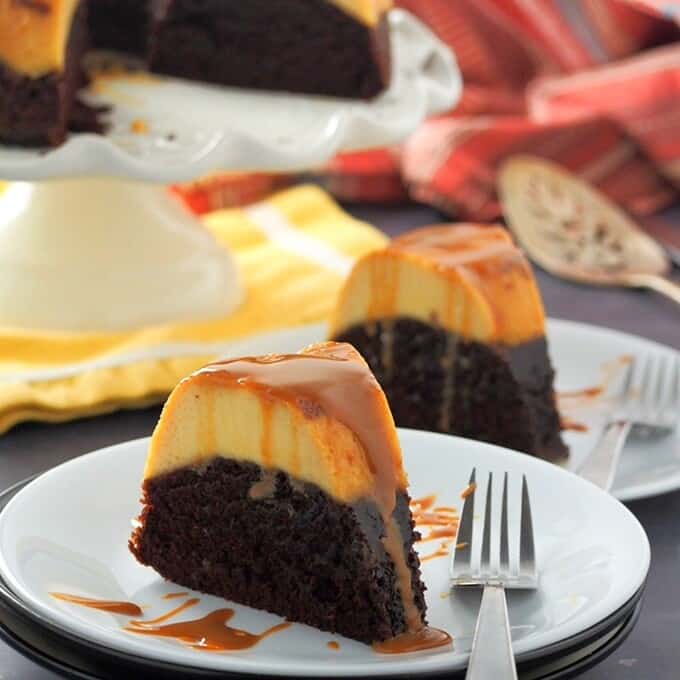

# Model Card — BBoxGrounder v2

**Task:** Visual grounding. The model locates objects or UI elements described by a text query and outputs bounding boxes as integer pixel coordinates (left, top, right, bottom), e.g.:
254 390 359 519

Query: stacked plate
0 318 674 678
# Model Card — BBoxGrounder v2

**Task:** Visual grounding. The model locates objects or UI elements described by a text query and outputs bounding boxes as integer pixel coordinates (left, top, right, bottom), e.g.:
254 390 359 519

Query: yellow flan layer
144 342 407 506
329 0 392 26
329 224 546 346
0 0 79 77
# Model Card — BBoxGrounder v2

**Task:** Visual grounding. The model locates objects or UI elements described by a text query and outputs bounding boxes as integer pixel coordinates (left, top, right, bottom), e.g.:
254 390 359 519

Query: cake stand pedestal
0 179 241 331
0 10 460 332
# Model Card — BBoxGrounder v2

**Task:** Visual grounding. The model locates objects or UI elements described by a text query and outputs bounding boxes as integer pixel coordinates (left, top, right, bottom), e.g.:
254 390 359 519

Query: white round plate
0 431 649 676
0 11 460 182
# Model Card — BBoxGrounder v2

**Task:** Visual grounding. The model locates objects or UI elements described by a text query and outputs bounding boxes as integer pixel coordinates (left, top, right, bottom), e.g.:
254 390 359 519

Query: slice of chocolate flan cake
1 0 393 148
87 0 150 57
329 225 568 463
130 342 434 646
0 0 89 146
147 0 392 99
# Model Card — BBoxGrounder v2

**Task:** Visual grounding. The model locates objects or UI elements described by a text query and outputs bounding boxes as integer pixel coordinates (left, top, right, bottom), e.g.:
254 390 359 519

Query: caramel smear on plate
411 493 459 564
162 591 190 600
373 627 452 654
126 608 291 652
50 592 142 617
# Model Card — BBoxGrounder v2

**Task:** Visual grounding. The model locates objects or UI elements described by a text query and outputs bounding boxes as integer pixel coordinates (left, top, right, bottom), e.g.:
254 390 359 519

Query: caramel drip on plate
557 355 632 408
327 640 340 651
420 542 454 563
561 418 588 433
50 593 142 617
558 386 604 400
411 494 459 563
125 608 290 652
373 627 452 654
412 511 457 527
162 591 190 600
410 494 437 512
129 598 199 626
419 526 458 543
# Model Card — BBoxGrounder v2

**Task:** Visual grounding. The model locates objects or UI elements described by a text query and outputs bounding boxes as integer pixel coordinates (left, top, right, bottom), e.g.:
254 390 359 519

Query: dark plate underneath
0 476 645 679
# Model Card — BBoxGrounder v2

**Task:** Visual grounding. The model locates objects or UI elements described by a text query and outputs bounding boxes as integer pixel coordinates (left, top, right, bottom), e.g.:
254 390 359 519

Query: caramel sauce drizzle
557 355 633 409
50 592 142 617
50 592 290 653
162 591 190 600
410 494 459 566
420 542 454 563
129 598 200 627
373 627 452 654
418 527 458 543
126 609 291 652
249 470 277 500
411 494 436 512
561 418 588 433
558 386 604 401
49 584 450 655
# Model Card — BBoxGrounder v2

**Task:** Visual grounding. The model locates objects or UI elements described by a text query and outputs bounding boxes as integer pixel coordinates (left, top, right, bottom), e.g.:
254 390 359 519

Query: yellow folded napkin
0 185 387 434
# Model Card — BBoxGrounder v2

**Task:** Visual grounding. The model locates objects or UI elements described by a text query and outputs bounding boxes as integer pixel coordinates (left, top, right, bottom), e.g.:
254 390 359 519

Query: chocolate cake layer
88 0 150 57
0 1 88 146
130 456 426 644
334 318 568 462
148 0 390 99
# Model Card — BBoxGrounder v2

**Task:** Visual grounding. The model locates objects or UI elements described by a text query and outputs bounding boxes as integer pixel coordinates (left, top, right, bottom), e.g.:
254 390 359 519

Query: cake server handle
465 584 518 680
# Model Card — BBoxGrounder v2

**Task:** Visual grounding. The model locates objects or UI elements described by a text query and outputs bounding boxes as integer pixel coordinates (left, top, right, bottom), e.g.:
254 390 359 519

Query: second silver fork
578 354 679 491
451 469 537 680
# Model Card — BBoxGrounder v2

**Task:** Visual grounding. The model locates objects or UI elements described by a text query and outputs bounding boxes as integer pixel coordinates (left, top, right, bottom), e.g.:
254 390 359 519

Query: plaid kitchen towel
175 0 680 219
0 186 387 434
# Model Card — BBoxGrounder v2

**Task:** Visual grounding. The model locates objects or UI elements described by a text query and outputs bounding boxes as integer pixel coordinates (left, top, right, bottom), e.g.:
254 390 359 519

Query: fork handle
578 419 632 491
465 585 517 680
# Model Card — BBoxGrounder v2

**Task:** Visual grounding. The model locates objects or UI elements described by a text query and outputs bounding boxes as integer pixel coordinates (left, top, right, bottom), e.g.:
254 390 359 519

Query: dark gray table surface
0 203 678 679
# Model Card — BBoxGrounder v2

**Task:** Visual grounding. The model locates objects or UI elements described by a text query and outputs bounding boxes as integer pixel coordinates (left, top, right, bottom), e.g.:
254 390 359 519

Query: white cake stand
0 10 460 331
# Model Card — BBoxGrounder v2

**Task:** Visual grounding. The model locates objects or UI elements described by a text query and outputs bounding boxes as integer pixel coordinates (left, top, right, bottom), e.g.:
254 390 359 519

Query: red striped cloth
174 0 680 219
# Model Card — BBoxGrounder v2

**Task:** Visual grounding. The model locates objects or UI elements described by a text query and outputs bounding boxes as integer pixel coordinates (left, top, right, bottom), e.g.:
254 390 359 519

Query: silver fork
451 469 537 680
578 355 679 491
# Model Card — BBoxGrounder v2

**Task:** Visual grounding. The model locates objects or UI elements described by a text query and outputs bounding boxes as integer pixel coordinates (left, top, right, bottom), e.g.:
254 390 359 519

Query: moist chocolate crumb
334 317 568 462
130 457 427 644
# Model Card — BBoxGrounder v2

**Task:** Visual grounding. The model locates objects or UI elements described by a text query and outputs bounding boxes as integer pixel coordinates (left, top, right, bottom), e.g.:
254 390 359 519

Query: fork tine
654 355 668 418
481 472 493 570
638 355 654 419
500 472 509 572
620 355 636 399
519 475 536 581
452 468 476 576
660 356 678 427
670 358 680 425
